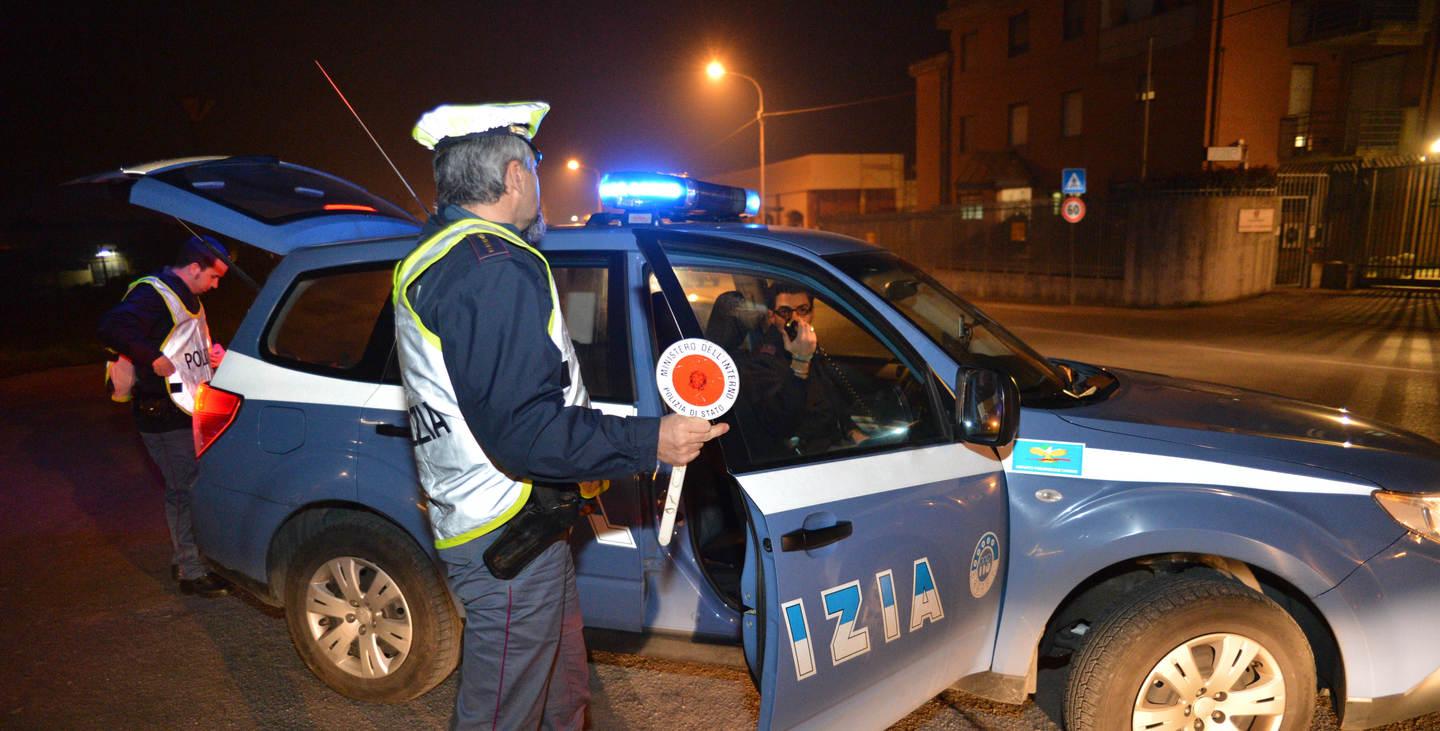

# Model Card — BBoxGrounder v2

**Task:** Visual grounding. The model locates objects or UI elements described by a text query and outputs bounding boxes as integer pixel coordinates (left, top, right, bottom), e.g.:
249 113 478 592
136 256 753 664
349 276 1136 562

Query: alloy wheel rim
1130 632 1286 731
303 556 414 679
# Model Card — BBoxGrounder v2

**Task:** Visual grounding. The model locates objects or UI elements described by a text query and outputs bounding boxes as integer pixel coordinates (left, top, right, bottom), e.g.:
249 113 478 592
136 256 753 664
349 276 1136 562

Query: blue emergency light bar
598 171 760 219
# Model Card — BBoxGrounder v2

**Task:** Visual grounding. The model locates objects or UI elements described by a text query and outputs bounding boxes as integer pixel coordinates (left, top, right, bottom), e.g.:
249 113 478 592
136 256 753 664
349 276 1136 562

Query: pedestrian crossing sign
1062 168 1086 195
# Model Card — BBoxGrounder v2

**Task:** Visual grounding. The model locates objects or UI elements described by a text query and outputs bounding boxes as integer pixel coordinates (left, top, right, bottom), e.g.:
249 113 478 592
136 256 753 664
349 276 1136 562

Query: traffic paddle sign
1061 196 1086 224
654 338 739 545
656 338 739 419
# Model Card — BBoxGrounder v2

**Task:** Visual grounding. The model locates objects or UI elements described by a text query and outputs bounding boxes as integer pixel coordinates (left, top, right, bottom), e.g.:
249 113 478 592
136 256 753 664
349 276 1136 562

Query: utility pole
1140 36 1155 182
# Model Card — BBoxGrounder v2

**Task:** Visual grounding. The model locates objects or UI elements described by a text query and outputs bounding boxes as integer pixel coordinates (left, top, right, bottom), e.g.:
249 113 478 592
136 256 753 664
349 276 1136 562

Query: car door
638 230 1010 730
549 252 648 632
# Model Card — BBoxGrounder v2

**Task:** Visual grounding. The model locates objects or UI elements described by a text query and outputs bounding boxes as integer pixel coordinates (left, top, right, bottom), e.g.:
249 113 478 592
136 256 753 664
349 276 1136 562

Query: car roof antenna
314 59 428 219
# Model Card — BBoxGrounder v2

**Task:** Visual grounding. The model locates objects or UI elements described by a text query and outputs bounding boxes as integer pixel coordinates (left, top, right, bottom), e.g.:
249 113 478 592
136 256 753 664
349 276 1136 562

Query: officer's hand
657 415 729 466
781 321 818 359
209 343 226 369
152 355 176 377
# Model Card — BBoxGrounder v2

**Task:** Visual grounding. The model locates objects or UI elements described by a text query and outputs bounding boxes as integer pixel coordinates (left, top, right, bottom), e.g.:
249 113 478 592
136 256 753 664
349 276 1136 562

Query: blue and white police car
109 156 1440 730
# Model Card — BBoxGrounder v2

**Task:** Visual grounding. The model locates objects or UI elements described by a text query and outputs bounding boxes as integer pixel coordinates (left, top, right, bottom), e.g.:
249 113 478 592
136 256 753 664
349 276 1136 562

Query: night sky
5 1 947 222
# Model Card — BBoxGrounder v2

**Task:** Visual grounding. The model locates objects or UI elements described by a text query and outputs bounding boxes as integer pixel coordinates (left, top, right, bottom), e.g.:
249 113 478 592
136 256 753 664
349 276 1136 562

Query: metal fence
1281 160 1440 285
818 196 1126 282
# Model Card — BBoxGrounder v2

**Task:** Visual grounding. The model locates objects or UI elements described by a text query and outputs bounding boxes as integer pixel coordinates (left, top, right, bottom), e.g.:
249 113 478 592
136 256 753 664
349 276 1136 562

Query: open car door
637 230 1011 729
78 156 419 255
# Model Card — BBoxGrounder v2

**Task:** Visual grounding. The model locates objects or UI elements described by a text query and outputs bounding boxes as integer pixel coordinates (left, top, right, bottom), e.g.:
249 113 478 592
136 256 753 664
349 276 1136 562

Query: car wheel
283 513 460 702
1065 573 1315 731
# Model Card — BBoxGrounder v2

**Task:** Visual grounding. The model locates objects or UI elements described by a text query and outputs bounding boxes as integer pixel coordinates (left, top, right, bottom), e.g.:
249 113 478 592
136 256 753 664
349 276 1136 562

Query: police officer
98 235 231 598
394 102 726 730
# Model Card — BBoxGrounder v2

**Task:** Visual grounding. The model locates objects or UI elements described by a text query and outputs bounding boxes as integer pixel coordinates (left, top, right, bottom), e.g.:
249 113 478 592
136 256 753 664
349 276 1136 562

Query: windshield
828 251 1068 402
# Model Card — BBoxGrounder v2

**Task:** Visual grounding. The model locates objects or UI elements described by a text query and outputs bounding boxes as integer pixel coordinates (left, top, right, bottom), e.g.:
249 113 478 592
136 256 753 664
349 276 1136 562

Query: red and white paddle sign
654 338 739 546
655 338 739 420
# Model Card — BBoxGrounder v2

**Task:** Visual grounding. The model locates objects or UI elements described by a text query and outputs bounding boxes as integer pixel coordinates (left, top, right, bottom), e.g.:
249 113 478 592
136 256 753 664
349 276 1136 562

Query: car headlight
1374 491 1440 544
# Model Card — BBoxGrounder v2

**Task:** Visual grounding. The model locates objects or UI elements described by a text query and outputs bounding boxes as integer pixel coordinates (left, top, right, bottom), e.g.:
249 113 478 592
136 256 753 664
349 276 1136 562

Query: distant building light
997 187 1032 203
1429 137 1440 155
96 248 117 259
1293 135 1307 149
570 215 579 222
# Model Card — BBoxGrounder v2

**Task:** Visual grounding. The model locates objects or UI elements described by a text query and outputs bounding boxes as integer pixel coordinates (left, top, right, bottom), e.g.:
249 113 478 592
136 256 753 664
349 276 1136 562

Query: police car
110 156 1440 730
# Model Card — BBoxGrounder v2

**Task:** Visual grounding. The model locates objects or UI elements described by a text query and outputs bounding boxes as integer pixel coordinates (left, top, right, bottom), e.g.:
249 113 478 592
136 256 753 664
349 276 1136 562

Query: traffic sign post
1060 195 1086 306
1062 168 1087 196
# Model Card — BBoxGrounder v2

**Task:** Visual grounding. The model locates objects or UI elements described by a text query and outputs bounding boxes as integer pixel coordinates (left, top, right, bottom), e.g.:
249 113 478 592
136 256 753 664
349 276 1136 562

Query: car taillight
193 382 243 458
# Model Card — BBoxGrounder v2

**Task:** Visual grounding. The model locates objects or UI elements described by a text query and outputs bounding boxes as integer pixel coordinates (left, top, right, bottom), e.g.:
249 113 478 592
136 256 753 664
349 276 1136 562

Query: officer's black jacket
407 206 660 484
97 268 199 433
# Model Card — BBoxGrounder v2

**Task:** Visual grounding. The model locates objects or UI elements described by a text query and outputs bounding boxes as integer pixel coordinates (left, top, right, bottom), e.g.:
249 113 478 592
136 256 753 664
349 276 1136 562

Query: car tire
1064 573 1315 731
283 513 460 702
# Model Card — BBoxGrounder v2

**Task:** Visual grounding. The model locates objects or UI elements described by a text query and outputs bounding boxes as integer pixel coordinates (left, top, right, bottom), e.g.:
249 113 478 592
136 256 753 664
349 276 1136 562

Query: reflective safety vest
392 218 589 548
125 276 213 415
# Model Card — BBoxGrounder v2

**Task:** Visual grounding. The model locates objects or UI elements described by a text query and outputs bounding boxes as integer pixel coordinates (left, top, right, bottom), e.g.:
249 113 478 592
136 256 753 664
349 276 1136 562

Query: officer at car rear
97 235 231 598
394 101 727 730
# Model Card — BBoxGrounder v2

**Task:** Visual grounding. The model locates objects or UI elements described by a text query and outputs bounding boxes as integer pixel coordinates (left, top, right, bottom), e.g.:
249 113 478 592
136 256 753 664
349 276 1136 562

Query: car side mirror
956 367 1020 447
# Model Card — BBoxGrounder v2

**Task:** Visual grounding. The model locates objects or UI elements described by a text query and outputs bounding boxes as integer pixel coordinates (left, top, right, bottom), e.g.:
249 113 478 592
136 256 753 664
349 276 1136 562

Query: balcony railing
1290 0 1423 45
1280 107 1416 159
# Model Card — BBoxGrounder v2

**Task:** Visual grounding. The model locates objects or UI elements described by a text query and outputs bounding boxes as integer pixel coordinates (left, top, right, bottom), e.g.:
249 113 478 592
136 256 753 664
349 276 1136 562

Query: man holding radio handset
737 281 867 460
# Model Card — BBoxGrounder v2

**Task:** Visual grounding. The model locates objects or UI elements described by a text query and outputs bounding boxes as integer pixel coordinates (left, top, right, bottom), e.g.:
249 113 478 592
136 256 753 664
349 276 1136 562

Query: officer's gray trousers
440 531 589 731
139 428 206 580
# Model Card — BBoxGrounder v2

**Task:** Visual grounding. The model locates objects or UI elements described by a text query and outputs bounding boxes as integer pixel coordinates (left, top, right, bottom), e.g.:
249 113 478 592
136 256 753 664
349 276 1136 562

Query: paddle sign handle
656 464 687 547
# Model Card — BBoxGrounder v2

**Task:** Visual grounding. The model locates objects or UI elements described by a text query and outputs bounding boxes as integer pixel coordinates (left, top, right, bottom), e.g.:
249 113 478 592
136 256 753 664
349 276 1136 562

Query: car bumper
1320 532 1440 729
1340 663 1440 730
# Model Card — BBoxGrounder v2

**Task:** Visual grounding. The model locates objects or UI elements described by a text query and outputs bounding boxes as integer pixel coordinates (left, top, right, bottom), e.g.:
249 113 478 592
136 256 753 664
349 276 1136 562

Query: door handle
780 521 853 552
374 423 410 439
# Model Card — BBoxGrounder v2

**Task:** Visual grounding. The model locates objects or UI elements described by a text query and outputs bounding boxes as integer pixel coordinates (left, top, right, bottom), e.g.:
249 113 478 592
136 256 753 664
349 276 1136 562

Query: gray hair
433 133 536 207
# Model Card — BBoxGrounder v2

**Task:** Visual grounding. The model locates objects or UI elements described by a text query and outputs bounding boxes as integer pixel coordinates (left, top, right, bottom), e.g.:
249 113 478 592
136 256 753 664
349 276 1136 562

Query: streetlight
706 60 766 221
565 158 602 215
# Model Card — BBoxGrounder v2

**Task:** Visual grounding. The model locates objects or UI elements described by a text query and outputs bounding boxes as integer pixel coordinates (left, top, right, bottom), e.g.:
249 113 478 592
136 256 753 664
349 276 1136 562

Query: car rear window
152 158 413 224
263 264 394 381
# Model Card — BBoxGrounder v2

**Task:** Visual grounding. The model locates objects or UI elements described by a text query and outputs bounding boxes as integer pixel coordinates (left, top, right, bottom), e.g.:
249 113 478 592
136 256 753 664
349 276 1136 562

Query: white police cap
412 101 550 151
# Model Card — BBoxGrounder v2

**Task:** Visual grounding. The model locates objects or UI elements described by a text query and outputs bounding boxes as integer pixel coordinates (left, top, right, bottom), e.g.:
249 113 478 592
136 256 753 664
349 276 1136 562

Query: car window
554 263 632 403
653 264 945 469
828 250 1069 404
264 264 395 382
151 159 413 224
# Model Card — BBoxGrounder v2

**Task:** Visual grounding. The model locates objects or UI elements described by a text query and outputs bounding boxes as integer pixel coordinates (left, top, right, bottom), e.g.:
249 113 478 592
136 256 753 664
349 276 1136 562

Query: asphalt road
3 287 1438 729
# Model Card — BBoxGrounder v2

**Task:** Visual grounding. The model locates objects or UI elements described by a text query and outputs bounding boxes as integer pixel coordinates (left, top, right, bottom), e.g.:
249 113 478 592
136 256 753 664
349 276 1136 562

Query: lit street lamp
706 60 766 221
565 158 602 215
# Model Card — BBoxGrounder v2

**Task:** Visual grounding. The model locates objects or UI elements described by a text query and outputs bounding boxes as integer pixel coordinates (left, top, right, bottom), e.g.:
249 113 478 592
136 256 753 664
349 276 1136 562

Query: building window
1064 0 1085 40
1008 103 1029 147
1287 63 1316 149
1062 91 1083 137
1288 64 1315 117
1008 12 1029 57
959 194 984 219
960 31 978 71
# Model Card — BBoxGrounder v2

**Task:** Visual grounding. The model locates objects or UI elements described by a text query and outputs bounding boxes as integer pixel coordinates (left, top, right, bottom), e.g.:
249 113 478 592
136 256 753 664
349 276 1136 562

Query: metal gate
1280 163 1440 287
1277 196 1310 286
1276 173 1329 287
1362 163 1440 283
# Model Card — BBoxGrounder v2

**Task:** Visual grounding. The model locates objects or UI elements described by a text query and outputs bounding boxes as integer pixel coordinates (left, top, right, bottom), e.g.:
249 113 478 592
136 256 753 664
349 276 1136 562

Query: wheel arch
265 501 444 607
1040 552 1344 695
991 530 1350 698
